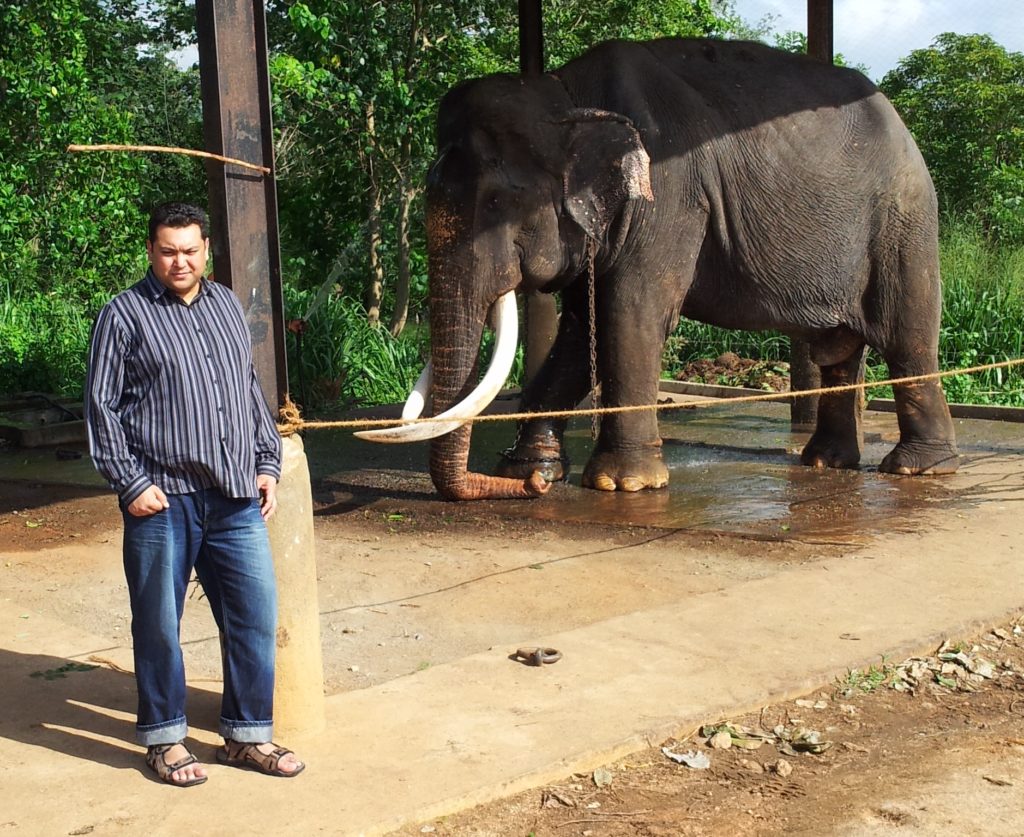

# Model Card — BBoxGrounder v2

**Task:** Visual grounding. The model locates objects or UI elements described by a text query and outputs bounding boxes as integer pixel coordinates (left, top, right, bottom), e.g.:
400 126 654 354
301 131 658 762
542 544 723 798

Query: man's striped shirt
85 270 282 504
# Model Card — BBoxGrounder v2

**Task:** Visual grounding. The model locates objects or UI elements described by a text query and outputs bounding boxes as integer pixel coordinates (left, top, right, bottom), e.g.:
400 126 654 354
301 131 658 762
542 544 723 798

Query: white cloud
732 0 1024 80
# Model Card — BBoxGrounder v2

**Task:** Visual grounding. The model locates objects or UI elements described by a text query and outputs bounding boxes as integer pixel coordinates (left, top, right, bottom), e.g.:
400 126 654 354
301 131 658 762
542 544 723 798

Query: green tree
0 1 149 296
769 30 863 72
0 0 203 394
880 33 1024 244
477 0 742 71
268 0 747 337
269 1 511 334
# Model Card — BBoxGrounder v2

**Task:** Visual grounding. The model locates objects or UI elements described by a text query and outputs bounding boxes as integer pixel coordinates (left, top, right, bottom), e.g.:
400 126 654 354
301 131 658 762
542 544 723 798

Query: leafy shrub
981 165 1024 246
283 284 428 409
283 278 529 411
0 289 106 397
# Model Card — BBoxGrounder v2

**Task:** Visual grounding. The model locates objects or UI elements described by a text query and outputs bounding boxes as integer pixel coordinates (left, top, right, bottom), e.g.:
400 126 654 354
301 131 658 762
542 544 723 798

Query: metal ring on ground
514 647 562 666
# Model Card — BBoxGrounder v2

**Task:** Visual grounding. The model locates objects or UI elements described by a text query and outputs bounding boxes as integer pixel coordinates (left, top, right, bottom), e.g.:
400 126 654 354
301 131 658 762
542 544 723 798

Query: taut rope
277 357 1024 435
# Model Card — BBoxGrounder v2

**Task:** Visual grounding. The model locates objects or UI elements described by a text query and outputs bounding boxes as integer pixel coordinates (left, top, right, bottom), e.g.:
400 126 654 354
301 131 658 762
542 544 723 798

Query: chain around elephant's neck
586 237 600 441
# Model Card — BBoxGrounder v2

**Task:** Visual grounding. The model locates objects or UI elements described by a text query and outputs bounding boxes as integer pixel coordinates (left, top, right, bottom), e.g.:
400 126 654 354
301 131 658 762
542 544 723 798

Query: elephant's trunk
429 424 549 500
426 302 549 501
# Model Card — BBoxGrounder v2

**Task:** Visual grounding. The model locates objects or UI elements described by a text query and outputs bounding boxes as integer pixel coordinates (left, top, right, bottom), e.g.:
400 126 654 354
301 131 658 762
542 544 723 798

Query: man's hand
127 485 169 517
257 474 278 520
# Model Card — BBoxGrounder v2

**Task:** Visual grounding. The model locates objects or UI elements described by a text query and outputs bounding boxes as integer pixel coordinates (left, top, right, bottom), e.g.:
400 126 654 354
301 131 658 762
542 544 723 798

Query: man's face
146 223 209 301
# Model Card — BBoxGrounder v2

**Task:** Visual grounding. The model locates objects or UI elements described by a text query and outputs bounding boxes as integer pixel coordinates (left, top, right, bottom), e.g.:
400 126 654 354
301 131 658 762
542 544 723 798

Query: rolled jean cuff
220 718 273 743
137 716 187 747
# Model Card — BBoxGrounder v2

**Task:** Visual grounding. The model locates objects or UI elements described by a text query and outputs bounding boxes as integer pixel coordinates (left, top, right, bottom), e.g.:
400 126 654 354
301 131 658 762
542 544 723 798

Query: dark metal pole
518 0 559 385
790 0 834 429
518 0 544 75
807 0 834 62
196 0 288 414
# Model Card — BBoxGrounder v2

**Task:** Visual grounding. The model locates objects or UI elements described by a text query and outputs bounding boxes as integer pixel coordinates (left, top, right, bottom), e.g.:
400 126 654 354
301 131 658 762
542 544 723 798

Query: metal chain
586 238 600 441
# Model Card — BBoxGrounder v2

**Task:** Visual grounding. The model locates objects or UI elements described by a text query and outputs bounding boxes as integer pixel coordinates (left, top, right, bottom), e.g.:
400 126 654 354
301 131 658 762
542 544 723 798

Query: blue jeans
121 489 277 746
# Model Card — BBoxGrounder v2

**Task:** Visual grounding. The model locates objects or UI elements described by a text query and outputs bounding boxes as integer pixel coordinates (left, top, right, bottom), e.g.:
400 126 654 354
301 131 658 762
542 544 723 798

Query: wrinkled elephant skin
418 37 958 500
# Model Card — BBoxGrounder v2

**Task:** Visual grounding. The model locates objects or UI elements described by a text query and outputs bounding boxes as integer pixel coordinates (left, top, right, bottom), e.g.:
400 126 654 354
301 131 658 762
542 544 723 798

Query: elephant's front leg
581 280 671 493
495 292 592 483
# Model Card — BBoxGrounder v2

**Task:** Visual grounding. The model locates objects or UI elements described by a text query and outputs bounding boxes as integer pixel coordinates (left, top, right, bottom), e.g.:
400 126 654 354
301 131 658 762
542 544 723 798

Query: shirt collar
142 268 208 303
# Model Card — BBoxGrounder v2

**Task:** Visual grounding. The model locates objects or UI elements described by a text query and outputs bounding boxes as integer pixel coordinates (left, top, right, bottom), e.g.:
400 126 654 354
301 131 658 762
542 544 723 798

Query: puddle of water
310 401 981 540
1 397 1014 540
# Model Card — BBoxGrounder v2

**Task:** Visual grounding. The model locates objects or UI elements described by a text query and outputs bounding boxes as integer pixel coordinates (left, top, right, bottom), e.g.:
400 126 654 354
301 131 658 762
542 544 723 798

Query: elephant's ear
562 108 654 243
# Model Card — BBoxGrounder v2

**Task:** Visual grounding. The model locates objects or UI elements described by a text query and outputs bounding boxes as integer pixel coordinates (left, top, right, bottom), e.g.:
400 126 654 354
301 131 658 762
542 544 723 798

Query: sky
733 0 1024 80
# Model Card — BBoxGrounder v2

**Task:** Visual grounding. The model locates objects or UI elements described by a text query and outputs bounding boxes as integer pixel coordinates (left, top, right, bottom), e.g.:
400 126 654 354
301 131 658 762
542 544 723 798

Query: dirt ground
674 352 790 392
3 427 1024 835
392 617 1024 836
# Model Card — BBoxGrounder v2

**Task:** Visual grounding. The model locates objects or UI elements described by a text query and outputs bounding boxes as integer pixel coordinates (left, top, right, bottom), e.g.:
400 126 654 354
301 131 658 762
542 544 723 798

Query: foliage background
1 2 1022 406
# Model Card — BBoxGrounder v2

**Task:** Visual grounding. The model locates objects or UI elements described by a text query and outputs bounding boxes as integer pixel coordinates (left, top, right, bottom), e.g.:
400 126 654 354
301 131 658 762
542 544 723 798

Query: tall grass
663 221 1024 405
283 285 429 410
933 221 1024 404
2 222 1022 410
283 283 525 411
0 286 99 397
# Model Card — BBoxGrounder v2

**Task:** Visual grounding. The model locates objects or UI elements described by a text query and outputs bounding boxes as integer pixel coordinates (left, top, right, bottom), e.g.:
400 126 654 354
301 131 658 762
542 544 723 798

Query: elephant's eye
485 193 501 211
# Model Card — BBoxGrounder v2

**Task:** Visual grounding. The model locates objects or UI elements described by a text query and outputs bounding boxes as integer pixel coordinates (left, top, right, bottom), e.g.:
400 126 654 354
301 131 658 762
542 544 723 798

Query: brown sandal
146 742 208 787
217 739 305 777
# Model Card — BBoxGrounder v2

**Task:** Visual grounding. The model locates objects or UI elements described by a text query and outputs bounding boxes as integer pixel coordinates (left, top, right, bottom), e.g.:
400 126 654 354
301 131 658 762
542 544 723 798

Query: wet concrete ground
303 395 1024 541
4 394 1024 835
4 394 1022 540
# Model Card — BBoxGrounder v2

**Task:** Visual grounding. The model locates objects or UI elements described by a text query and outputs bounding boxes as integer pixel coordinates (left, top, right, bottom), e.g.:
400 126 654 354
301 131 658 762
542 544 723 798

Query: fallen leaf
542 789 577 808
662 747 711 769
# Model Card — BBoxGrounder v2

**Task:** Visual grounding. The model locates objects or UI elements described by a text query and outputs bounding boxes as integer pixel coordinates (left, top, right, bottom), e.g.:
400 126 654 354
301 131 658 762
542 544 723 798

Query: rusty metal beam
807 0 835 62
196 0 288 414
518 0 544 76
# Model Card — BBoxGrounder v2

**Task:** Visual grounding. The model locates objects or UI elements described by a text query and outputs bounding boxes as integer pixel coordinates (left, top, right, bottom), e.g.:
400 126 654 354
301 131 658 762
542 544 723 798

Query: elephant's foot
582 448 669 492
800 432 861 470
879 439 961 475
496 428 569 483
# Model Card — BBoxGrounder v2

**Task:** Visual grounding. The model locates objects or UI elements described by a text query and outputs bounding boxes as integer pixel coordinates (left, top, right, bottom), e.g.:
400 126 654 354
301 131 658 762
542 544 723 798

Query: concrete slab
2 397 1024 834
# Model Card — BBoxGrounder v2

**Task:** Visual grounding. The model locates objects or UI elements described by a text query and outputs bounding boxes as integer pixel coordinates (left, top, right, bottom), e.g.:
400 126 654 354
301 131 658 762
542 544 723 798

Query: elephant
357 37 960 500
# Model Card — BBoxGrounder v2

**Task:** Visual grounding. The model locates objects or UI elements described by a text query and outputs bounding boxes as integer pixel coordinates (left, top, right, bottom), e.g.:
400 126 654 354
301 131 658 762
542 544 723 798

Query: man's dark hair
148 202 209 242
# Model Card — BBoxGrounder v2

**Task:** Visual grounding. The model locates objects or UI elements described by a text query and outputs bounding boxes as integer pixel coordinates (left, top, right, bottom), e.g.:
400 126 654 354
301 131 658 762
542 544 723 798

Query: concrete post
266 434 326 736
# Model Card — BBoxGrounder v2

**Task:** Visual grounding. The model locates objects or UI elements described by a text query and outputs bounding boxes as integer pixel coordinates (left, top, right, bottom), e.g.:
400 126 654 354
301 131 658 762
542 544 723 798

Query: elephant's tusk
355 291 518 443
401 362 432 420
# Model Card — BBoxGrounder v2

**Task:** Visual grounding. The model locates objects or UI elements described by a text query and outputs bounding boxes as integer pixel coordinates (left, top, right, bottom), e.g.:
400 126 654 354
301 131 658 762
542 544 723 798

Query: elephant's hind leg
874 236 960 475
800 345 866 470
879 375 960 474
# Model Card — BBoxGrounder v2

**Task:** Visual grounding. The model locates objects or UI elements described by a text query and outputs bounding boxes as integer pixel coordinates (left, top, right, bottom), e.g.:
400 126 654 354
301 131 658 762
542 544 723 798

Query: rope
276 356 1024 434
278 396 304 437
67 143 271 174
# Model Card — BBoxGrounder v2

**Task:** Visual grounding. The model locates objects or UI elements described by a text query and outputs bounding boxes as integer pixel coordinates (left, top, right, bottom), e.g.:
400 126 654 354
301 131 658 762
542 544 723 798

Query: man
86 202 304 786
